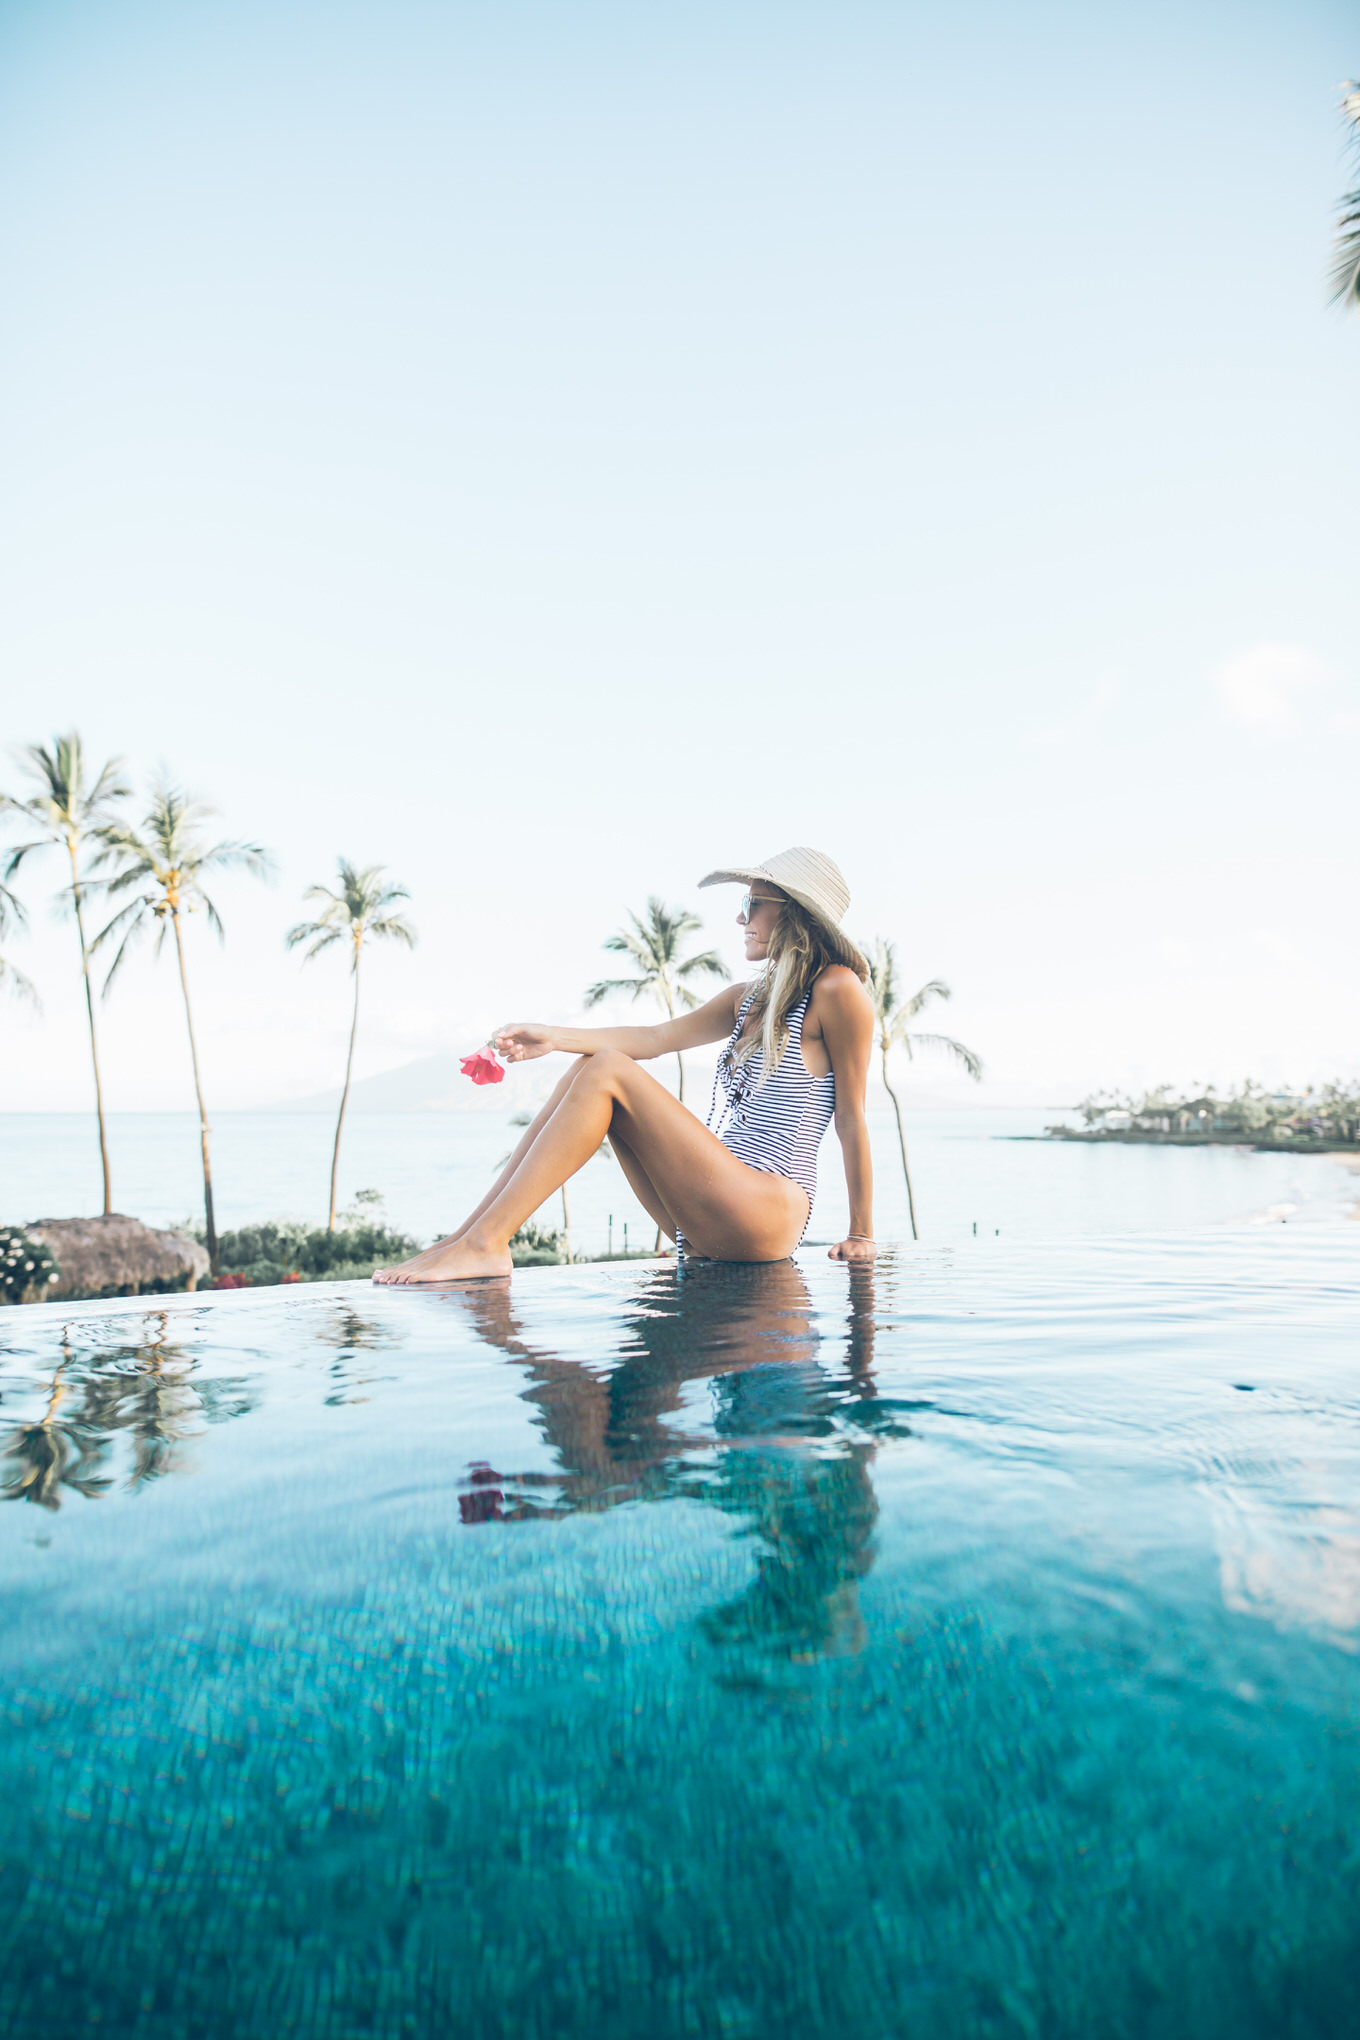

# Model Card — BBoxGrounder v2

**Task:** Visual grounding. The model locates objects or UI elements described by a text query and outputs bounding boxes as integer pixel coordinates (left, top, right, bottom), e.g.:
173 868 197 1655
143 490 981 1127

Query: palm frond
1330 187 1360 307
93 898 155 994
675 947 729 983
602 927 653 966
366 915 416 947
0 956 40 1007
194 838 274 880
908 1031 984 1081
89 895 149 951
584 975 651 1007
285 921 348 960
1332 82 1360 308
589 897 720 1019
2 840 46 879
898 978 951 1024
0 881 28 936
287 859 415 967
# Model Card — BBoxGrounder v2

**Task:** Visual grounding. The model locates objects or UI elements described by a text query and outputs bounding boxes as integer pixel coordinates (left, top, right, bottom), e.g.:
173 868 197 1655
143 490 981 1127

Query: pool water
2 1234 1358 2038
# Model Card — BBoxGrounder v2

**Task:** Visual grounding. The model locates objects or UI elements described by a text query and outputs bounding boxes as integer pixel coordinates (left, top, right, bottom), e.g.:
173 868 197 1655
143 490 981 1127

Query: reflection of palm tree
1 1364 112 1510
287 861 416 1231
865 939 982 1241
79 1316 205 1488
313 1303 400 1406
3 1311 260 1504
442 1259 884 1663
94 783 272 1276
2 733 131 1212
585 898 728 1105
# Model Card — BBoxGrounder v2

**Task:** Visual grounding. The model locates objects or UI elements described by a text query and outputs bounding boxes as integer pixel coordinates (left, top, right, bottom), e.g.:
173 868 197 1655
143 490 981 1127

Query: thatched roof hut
25 1214 210 1301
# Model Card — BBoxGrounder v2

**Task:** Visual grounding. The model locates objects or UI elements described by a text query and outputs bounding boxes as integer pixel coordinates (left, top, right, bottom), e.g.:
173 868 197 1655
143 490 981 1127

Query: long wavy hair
733 897 869 1084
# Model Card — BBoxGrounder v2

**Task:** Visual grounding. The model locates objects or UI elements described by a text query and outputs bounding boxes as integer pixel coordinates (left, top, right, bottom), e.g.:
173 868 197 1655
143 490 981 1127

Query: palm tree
286 861 415 1231
1 733 130 1212
0 879 39 1008
1331 79 1360 309
92 782 271 1275
866 939 982 1241
585 896 729 1103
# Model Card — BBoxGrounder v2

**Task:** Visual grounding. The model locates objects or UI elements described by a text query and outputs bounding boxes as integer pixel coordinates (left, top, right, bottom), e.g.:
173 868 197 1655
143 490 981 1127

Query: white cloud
1213 642 1332 730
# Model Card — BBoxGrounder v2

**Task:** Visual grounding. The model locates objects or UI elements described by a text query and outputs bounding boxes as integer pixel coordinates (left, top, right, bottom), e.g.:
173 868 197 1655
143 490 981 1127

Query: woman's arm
813 970 877 1262
497 983 743 1065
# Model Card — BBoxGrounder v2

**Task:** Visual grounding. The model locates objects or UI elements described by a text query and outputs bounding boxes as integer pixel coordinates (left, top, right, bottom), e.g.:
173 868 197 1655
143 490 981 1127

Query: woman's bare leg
607 1129 677 1243
375 1052 807 1284
439 1060 590 1246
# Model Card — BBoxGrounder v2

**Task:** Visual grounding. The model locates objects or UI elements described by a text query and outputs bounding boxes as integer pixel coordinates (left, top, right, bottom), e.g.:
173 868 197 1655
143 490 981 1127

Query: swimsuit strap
705 987 756 1136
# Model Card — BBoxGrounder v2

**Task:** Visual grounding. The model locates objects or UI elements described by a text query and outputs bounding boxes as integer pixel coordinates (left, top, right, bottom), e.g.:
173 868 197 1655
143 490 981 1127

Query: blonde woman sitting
375 848 876 1283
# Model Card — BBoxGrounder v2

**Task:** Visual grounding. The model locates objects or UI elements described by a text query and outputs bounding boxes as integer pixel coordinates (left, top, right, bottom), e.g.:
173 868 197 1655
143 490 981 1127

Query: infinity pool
2 1234 1358 2038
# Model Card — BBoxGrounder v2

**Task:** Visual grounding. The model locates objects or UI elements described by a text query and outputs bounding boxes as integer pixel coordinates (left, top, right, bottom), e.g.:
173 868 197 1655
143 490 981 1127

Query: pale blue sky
2 0 1356 1112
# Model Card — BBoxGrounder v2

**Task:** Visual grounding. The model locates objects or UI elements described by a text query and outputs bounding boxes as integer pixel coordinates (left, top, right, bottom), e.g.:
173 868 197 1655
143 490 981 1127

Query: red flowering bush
460 1046 505 1086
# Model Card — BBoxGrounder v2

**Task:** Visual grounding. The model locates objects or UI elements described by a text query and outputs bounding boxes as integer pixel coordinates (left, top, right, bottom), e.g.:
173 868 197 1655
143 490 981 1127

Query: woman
375 847 877 1283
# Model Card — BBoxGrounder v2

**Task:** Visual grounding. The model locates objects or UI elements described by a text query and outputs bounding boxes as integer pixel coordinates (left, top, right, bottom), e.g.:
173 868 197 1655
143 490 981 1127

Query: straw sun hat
698 847 868 975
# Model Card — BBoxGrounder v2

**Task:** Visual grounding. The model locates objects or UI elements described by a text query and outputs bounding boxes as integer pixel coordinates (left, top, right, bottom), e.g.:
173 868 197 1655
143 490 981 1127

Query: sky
1 0 1356 1114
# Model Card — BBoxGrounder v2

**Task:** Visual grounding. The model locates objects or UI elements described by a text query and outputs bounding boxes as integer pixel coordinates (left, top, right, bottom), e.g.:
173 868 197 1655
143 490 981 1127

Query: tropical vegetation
0 1226 60 1305
93 781 272 1275
865 940 983 1240
1331 79 1360 309
286 860 415 1229
2 733 131 1213
1060 1082 1360 1148
0 879 38 1008
202 1212 423 1287
585 896 729 1103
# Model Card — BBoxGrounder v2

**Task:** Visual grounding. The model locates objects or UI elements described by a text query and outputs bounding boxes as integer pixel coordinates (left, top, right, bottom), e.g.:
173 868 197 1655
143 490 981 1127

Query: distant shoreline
1042 1128 1360 1155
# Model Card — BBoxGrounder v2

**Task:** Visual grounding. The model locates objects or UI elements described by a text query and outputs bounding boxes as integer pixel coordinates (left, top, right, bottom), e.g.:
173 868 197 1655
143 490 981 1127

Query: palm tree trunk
560 1181 572 1261
171 911 218 1275
329 943 362 1231
68 840 113 1216
882 1045 918 1242
675 1050 685 1103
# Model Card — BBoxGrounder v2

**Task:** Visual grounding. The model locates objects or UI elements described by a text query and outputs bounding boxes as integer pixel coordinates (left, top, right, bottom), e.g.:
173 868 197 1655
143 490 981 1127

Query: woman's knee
576 1049 634 1088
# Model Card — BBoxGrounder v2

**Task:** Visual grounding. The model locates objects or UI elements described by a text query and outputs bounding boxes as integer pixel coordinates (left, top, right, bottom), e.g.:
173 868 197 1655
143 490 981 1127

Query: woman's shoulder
813 963 870 998
809 966 873 1019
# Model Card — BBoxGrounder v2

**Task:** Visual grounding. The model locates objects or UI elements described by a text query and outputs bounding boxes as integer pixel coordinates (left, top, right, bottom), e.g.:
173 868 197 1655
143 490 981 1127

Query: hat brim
699 866 867 978
697 867 774 891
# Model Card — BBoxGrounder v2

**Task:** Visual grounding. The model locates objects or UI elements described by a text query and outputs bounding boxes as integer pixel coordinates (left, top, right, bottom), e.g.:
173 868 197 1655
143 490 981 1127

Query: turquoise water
3 1108 1356 1251
2 1234 1359 2037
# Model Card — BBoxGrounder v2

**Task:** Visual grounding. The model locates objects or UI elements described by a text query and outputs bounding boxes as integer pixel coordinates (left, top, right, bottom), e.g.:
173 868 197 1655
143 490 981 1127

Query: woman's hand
494 1023 558 1063
828 1237 878 1262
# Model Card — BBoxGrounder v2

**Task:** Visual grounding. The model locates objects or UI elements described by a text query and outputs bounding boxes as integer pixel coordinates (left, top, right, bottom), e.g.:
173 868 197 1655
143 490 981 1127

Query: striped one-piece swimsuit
684 987 836 1251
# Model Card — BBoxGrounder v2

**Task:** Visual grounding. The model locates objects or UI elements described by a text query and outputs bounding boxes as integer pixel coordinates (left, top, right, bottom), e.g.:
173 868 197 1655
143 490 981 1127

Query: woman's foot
373 1234 513 1284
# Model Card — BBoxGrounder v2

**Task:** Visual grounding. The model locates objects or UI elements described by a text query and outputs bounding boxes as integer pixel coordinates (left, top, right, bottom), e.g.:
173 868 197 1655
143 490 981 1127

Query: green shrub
1 1227 60 1305
202 1217 423 1287
510 1221 568 1266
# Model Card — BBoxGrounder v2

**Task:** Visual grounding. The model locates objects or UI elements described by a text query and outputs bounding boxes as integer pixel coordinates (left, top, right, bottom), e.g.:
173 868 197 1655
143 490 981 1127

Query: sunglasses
740 890 782 920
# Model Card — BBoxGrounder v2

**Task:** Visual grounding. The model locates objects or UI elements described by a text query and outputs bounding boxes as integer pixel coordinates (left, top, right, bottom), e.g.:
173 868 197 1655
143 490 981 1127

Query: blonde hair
733 897 870 1084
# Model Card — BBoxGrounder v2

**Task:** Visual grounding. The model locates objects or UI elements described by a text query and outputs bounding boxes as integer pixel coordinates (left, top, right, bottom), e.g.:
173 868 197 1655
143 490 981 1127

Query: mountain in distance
284 1049 717 1113
285 1053 514 1113
280 1051 1056 1114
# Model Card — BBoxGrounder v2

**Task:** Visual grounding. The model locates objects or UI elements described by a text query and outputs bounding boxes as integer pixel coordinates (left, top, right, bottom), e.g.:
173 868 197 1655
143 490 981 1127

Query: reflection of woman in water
377 848 876 1285
445 1258 883 1662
